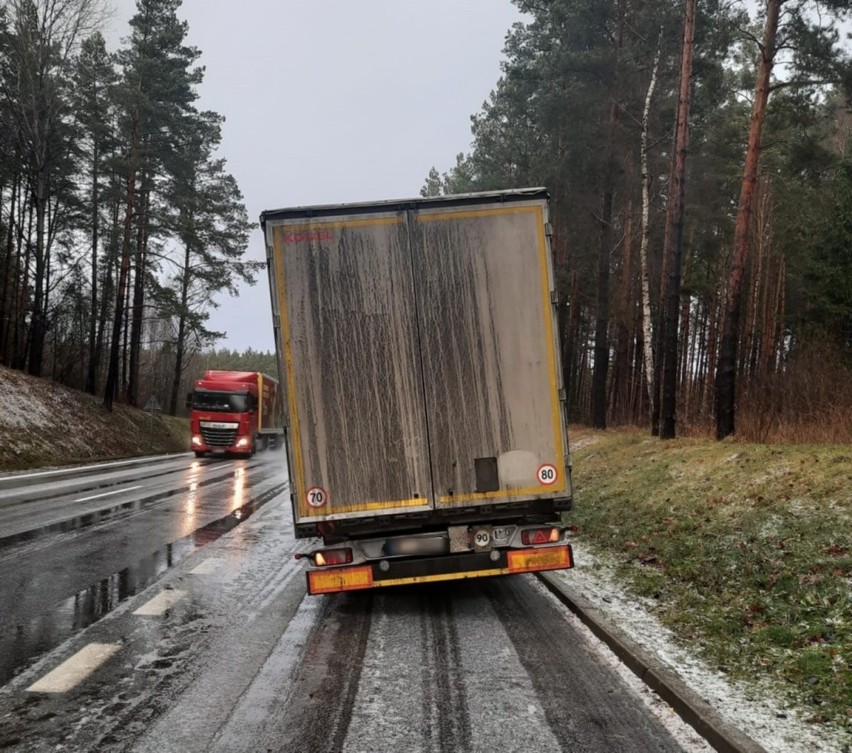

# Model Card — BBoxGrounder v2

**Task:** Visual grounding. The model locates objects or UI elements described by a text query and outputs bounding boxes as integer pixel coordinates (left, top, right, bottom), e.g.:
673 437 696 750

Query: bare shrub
737 340 852 444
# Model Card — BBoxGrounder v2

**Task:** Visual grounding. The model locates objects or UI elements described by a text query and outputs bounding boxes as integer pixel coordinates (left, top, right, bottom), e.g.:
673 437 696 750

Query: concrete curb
536 571 770 753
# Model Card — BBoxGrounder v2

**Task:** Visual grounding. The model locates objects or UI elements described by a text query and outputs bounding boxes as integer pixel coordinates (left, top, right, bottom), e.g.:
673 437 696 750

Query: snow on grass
0 368 53 429
0 364 186 471
555 546 850 753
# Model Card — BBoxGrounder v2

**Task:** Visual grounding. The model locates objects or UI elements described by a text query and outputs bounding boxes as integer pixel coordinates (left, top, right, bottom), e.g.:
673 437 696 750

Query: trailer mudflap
306 544 573 595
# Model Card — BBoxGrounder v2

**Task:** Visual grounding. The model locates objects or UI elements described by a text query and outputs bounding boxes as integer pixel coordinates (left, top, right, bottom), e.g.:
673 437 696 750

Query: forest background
1 0 851 442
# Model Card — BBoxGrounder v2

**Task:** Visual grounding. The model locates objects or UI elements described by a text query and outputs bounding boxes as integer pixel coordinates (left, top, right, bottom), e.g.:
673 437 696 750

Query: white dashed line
133 589 187 615
190 558 224 575
27 643 121 693
74 485 142 503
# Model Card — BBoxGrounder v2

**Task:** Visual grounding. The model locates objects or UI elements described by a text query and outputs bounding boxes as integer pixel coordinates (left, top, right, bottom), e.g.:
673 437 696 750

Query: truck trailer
188 370 283 458
261 188 574 595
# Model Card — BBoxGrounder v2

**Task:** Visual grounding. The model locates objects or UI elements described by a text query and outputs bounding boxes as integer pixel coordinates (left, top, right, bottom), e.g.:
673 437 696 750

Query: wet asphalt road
0 456 704 753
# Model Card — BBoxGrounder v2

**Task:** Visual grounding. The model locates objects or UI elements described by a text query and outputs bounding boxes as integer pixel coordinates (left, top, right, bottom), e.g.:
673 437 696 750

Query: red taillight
314 548 353 567
522 527 561 545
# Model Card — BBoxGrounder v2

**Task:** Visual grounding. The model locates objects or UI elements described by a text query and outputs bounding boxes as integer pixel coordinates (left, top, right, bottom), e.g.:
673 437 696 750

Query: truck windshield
192 391 248 412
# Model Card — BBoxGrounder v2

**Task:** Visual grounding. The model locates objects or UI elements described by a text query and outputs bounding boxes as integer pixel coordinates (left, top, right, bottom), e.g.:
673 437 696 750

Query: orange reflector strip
507 545 572 574
308 565 373 594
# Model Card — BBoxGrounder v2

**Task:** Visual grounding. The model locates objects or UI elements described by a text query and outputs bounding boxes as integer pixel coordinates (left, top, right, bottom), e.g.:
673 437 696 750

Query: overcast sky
104 0 525 353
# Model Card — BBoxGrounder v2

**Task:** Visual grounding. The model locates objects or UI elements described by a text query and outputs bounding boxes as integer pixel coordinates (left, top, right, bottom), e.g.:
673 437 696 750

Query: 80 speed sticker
537 464 558 486
306 486 329 508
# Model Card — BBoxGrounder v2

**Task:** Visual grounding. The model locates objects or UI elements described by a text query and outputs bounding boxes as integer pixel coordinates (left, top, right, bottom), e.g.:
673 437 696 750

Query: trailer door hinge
550 290 559 305
545 222 553 238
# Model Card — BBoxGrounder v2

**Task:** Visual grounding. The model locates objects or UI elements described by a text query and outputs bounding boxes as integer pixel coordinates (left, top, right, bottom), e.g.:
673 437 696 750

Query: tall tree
73 31 116 394
104 0 202 410
639 32 664 419
714 0 852 438
2 0 102 377
159 112 256 415
659 0 697 439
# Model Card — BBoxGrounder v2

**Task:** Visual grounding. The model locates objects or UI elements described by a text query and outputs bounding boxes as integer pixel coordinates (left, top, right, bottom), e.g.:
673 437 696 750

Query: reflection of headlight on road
186 495 196 514
234 509 243 520
189 481 198 492
231 475 245 510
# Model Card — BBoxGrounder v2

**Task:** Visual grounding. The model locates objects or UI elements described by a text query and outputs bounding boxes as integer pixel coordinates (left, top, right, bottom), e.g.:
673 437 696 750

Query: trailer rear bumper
306 544 573 595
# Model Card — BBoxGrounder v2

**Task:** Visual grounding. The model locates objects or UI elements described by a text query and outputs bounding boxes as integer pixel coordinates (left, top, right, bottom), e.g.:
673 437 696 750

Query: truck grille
201 427 238 447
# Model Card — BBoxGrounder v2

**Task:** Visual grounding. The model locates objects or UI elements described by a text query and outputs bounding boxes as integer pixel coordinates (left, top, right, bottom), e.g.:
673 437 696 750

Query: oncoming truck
188 370 283 458
261 188 574 595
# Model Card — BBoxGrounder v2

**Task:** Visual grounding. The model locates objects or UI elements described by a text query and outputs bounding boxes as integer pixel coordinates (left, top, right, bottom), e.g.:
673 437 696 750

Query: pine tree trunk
86 143 100 394
612 210 634 423
714 0 781 439
104 124 139 411
28 172 48 377
592 0 624 428
660 0 696 439
169 240 194 415
128 178 150 407
0 174 19 364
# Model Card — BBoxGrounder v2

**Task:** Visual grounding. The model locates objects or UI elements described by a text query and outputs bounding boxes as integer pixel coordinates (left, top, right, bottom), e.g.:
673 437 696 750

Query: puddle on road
0 485 284 686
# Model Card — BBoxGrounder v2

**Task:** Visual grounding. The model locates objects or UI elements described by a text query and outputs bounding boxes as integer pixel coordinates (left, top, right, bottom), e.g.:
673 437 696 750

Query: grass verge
566 427 851 736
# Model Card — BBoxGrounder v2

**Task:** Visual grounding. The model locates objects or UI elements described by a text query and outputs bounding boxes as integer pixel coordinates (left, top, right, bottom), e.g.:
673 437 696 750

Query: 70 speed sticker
306 486 329 508
537 464 559 486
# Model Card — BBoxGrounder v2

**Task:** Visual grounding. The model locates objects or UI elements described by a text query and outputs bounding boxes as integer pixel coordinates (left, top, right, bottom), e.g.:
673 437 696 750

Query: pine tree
159 111 257 415
105 0 202 410
73 31 117 394
714 0 852 438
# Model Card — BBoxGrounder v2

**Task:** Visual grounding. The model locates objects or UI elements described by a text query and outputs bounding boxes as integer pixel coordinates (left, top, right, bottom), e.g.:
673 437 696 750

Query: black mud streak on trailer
274 592 373 753
420 589 472 753
486 578 688 753
415 220 507 496
290 219 429 513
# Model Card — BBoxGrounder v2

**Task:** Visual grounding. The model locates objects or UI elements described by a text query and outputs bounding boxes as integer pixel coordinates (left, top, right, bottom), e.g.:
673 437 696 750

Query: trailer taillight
521 527 561 545
314 548 353 567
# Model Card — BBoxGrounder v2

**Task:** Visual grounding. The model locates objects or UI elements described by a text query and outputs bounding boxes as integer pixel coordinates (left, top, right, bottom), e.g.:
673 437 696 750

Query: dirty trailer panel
267 213 433 526
412 202 567 508
263 189 572 541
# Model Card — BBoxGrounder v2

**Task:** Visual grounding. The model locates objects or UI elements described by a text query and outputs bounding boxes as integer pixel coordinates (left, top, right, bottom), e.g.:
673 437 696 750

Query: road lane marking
74 485 143 503
27 643 121 694
190 558 224 575
133 589 187 615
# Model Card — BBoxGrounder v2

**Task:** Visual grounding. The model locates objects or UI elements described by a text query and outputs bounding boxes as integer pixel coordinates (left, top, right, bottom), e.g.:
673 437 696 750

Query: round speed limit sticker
537 464 558 486
306 486 329 508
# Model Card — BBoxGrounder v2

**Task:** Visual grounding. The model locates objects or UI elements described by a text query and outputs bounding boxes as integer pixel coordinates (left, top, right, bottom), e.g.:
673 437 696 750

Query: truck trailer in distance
261 188 574 595
188 370 283 458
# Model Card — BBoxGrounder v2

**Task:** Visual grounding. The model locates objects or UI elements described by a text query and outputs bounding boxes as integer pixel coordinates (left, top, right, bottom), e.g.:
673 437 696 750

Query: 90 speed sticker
537 464 558 486
306 486 329 508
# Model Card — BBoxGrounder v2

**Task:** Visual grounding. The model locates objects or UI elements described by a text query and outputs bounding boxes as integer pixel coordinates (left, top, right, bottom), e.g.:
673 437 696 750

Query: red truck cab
188 370 282 458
